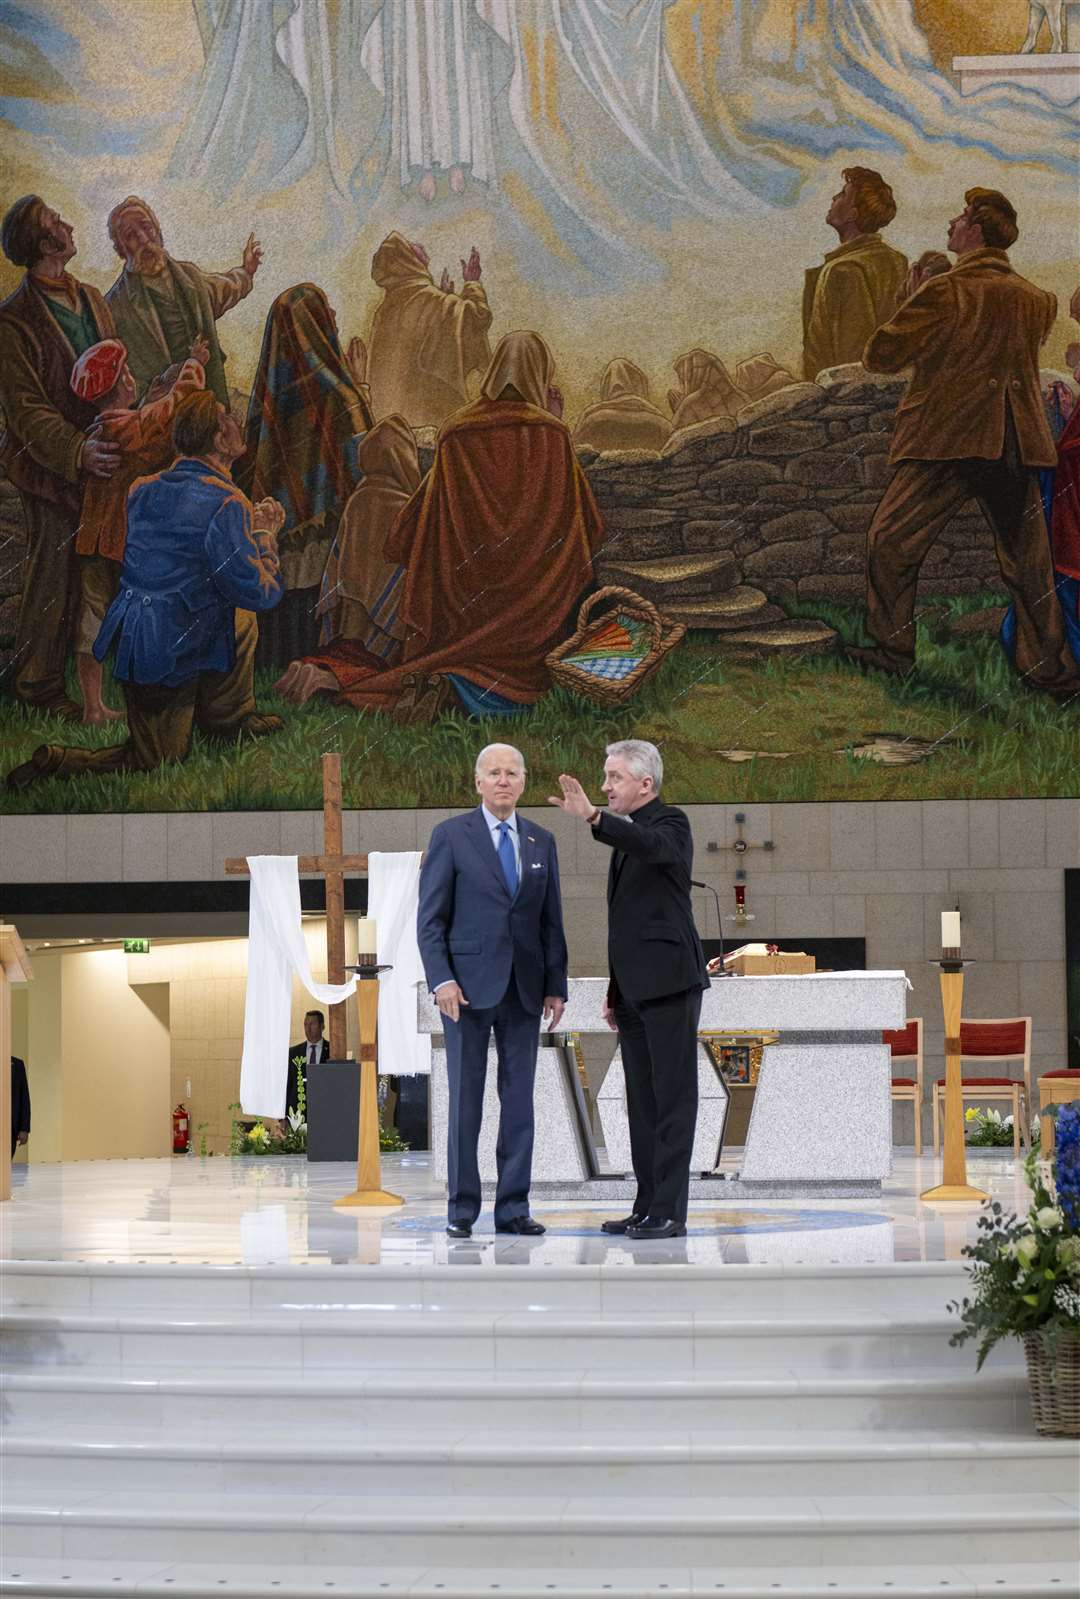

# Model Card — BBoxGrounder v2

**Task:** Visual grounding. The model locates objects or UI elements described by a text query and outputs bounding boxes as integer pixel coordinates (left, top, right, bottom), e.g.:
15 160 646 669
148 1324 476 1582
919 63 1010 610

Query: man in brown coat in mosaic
0 196 120 718
849 187 1078 701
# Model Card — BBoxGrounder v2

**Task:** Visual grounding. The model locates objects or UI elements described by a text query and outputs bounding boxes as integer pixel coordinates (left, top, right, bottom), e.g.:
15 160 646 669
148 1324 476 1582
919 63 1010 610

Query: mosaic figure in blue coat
7 392 286 788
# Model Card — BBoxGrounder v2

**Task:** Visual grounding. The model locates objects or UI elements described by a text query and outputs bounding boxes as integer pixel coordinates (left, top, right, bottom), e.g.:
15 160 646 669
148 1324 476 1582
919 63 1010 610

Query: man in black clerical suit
285 1010 330 1116
11 1055 31 1157
550 740 708 1240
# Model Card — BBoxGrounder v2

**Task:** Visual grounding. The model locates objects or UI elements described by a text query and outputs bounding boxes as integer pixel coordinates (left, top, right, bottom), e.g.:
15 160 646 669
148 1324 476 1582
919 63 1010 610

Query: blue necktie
497 820 519 895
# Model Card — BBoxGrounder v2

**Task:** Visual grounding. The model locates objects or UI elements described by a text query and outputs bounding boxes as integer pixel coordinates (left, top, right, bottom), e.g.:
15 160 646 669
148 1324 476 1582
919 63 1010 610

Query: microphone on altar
690 879 727 973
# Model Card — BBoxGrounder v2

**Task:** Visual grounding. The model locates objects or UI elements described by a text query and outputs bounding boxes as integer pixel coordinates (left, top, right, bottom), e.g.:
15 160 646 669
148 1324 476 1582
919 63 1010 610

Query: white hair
605 739 662 791
475 742 526 776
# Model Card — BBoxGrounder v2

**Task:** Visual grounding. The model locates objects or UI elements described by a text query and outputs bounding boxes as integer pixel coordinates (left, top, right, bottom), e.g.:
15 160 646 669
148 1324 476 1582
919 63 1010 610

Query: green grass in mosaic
0 592 1074 812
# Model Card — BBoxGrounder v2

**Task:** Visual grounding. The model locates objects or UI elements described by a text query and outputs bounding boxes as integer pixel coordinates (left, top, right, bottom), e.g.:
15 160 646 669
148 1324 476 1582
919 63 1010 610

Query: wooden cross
224 752 366 1059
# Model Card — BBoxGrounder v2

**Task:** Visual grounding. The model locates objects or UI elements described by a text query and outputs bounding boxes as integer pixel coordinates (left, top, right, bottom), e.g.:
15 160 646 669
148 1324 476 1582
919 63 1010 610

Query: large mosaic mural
0 1 1077 812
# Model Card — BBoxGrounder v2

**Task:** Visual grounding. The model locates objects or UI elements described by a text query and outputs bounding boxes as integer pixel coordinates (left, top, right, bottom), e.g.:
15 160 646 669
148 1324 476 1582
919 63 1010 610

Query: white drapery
368 850 430 1077
239 855 358 1117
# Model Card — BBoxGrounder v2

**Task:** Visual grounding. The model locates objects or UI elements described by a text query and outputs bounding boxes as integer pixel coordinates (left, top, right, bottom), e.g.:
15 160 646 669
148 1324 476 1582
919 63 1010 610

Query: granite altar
417 973 908 1198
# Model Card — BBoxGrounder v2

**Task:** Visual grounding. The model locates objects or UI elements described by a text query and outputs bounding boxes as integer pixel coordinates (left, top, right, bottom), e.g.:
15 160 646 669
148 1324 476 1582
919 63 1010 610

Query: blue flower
1055 1104 1080 1232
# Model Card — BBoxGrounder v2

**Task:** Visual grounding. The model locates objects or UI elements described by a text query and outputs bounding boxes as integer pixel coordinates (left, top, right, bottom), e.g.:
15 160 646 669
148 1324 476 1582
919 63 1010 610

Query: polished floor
1 1149 1029 1267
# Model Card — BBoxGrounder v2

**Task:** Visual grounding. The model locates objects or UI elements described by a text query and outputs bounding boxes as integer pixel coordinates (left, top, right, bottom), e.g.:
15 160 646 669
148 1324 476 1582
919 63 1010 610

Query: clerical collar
31 271 79 307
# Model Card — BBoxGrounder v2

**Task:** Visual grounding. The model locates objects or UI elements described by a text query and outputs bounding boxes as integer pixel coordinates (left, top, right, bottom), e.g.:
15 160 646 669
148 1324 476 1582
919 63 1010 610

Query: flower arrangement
227 1067 410 1156
964 1106 1016 1147
950 1104 1080 1433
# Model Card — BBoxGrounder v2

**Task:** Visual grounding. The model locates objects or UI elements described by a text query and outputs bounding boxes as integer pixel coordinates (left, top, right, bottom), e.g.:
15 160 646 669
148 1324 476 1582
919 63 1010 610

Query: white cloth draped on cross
239 851 428 1118
367 850 430 1079
239 856 357 1118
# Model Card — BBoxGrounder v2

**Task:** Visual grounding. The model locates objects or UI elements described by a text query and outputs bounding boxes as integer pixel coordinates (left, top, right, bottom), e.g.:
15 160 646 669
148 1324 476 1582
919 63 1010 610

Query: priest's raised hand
547 773 598 822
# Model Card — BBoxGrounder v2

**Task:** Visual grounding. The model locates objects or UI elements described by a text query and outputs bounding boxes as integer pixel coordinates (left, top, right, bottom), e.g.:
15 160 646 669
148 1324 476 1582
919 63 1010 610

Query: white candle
357 917 378 956
941 910 961 950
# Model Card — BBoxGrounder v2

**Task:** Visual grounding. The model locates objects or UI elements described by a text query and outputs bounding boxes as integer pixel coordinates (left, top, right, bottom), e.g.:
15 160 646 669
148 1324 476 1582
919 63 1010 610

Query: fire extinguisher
172 1103 190 1154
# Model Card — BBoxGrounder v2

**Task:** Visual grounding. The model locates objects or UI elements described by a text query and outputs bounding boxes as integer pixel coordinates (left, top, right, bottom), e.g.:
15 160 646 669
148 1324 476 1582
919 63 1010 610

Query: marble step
0 1308 981 1374
0 1364 1028 1433
4 1489 1077 1567
5 1429 1075 1499
0 1261 967 1318
2 1556 1078 1598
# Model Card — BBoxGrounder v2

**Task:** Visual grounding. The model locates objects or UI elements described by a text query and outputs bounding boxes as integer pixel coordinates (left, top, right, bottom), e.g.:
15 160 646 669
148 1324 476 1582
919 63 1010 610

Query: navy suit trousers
444 972 539 1226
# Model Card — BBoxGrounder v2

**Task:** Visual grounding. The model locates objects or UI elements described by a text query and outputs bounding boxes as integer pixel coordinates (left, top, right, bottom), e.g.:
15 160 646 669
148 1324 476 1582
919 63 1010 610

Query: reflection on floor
0 1149 1029 1267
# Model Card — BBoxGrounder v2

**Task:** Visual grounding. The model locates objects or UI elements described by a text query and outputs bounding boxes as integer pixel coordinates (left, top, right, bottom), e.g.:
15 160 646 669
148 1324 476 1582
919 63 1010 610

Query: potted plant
949 1104 1080 1436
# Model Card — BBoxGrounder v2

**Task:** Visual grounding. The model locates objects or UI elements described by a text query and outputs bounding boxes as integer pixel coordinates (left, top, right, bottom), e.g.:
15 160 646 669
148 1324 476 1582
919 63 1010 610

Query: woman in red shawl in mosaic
236 282 373 664
276 330 604 721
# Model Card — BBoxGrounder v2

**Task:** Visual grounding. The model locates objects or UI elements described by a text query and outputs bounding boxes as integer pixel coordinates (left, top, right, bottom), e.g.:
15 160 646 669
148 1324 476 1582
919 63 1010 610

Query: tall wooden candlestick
920 957 988 1204
334 961 403 1210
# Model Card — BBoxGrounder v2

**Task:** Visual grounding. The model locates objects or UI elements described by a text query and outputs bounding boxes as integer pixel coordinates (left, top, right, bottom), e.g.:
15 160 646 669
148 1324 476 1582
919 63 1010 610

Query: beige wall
0 799 1076 1154
15 947 171 1161
127 920 358 1155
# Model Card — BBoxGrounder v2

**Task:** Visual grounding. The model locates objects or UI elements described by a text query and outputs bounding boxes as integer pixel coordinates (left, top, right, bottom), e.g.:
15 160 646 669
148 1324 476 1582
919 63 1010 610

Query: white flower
1053 1283 1080 1322
1013 1233 1039 1266
1034 1206 1064 1231
1058 1237 1080 1274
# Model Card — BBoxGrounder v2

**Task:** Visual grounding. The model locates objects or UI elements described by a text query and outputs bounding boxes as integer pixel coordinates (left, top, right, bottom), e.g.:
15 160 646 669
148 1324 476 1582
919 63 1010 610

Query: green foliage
379 1121 410 1153
948 1149 1080 1370
965 1106 1018 1147
0 593 1074 810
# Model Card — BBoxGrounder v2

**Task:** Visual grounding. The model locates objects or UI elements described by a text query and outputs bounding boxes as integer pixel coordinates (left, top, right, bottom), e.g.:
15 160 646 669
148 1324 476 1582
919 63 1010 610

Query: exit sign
123 938 151 954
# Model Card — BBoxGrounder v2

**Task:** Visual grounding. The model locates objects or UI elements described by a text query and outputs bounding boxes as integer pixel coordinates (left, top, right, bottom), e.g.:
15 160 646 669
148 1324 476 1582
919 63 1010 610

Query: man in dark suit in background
551 740 708 1240
11 1055 31 1158
418 743 569 1239
286 1010 330 1117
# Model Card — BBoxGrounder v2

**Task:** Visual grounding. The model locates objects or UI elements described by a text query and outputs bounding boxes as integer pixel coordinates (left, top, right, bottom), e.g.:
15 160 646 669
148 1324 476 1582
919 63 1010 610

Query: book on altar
712 943 817 977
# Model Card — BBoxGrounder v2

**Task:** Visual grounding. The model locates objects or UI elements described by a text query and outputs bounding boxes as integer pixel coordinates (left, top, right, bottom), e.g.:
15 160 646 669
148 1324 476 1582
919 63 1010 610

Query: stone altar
418 972 907 1198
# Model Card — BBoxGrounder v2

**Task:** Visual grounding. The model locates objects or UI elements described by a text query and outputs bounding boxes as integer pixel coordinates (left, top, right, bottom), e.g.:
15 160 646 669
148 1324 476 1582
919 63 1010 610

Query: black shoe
495 1216 546 1235
601 1212 645 1235
625 1217 687 1240
446 1220 472 1238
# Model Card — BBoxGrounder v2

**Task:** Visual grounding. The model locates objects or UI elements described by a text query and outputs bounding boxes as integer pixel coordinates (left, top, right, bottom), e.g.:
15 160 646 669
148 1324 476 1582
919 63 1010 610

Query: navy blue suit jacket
417 809 569 1016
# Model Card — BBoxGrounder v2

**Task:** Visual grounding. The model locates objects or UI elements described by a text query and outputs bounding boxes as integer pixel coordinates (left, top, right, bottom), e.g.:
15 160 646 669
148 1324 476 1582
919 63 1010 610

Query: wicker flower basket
545 585 686 708
1023 1330 1080 1436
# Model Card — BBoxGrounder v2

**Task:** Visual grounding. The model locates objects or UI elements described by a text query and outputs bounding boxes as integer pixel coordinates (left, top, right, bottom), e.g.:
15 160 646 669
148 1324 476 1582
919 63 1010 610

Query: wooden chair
1038 1069 1080 1157
932 1016 1032 1158
885 1017 924 1155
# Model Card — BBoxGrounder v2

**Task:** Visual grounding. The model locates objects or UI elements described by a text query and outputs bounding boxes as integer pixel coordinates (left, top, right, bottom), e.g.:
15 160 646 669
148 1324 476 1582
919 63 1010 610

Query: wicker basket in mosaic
545 584 686 708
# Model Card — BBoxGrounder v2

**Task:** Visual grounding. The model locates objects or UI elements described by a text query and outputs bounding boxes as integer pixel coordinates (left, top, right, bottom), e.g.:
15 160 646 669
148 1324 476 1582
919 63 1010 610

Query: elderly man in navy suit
418 743 569 1239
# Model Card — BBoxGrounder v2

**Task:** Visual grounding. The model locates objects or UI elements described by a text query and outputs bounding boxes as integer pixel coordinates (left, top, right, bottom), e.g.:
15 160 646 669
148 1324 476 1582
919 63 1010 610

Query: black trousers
613 984 702 1225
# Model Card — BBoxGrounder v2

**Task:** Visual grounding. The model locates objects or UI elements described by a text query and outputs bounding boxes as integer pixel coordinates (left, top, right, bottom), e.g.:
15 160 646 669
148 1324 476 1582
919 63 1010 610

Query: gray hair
475 742 526 776
605 739 662 791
